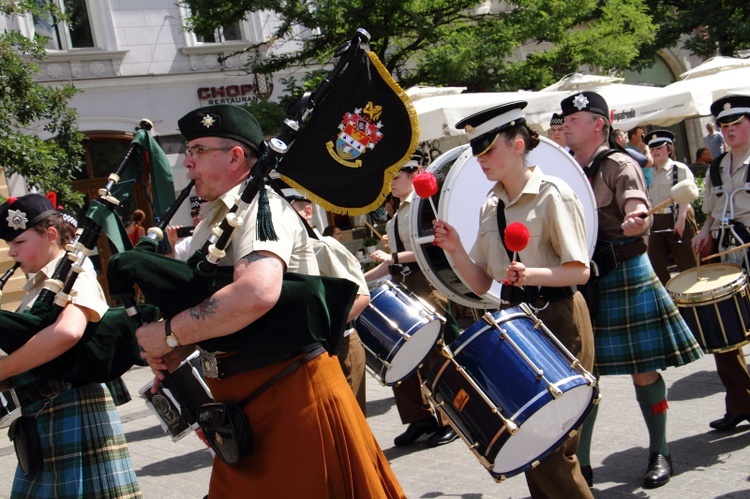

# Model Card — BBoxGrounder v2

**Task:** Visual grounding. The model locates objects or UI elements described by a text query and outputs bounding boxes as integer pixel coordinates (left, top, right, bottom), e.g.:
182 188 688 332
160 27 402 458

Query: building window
195 22 243 44
32 0 95 51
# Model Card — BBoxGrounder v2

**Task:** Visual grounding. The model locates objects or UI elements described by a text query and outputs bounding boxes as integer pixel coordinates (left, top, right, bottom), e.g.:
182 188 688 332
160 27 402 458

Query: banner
279 50 419 215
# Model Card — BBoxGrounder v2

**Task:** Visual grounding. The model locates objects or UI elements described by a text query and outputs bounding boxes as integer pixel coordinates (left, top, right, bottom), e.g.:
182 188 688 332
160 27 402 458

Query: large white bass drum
409 136 597 309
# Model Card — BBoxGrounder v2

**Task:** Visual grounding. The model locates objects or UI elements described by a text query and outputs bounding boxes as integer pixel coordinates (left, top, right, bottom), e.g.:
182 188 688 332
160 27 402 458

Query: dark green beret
178 104 263 152
0 194 57 242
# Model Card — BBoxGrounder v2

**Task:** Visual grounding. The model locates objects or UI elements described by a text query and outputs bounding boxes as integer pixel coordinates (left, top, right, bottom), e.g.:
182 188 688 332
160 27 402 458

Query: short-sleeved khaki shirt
190 183 319 275
19 252 109 321
385 191 415 252
469 166 589 282
703 149 750 229
649 159 695 209
313 236 368 296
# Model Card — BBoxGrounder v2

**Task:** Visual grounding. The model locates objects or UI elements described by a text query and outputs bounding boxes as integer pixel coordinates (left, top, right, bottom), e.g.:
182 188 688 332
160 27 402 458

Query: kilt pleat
593 254 703 375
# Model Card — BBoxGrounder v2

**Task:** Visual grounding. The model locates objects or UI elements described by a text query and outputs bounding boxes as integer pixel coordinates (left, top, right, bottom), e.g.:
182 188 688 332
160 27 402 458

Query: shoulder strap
709 152 729 197
584 148 618 182
393 213 405 252
495 199 515 262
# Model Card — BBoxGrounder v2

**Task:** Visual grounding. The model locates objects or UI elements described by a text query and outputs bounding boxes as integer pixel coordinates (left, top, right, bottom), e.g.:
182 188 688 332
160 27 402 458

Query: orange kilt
204 351 404 498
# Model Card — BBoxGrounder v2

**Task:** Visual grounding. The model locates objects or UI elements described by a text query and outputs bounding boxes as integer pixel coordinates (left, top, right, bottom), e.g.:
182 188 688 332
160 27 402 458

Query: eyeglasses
184 145 234 158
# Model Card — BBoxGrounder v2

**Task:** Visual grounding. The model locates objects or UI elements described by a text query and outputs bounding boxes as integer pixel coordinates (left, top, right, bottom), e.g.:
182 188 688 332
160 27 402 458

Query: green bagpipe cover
0 302 159 384
107 241 357 358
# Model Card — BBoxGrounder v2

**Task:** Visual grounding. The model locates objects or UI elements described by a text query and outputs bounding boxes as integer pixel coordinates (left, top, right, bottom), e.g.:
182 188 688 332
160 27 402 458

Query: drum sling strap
707 151 750 247
495 198 573 307
389 213 420 276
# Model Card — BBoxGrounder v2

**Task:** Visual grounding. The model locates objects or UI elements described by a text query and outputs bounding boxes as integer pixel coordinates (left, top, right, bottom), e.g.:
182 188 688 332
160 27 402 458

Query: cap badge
650 134 657 141
724 102 733 111
200 113 220 129
573 94 589 111
464 124 476 134
7 209 27 231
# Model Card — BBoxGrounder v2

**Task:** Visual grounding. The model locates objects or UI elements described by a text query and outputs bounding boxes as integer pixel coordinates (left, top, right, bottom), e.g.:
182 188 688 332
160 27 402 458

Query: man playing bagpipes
134 104 405 498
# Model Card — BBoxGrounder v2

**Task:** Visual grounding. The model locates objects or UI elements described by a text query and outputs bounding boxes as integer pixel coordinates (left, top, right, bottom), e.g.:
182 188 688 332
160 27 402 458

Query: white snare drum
0 389 20 428
140 351 214 441
409 137 597 309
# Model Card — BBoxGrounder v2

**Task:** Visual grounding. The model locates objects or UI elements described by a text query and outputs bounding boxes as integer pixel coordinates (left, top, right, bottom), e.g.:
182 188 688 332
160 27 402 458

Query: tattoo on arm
241 251 280 267
189 296 219 321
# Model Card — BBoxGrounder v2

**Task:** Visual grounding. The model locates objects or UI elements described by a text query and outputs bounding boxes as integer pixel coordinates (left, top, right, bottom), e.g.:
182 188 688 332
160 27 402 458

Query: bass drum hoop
409 137 597 309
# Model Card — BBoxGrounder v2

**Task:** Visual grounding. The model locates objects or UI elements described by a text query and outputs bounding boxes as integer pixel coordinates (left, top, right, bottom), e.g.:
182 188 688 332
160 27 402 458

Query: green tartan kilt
592 253 703 375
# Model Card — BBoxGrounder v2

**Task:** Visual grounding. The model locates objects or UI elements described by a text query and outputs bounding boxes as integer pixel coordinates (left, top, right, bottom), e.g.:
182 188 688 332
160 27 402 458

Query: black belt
502 285 575 308
613 238 647 263
202 343 324 380
15 380 75 406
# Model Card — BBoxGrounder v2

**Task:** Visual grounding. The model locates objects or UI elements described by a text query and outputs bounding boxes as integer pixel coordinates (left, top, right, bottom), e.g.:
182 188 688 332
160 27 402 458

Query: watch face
166 335 178 348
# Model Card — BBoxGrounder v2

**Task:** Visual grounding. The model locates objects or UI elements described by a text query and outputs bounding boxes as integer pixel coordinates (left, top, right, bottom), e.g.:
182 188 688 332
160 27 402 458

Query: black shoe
394 418 438 446
709 413 750 430
426 426 459 447
643 453 673 489
580 464 593 487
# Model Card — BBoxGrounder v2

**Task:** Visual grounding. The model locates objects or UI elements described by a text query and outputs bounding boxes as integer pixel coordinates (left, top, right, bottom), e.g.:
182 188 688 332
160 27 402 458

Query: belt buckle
201 352 220 379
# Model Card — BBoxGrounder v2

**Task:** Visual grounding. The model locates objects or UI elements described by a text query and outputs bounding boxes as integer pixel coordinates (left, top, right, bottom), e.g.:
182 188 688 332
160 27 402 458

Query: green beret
178 104 263 152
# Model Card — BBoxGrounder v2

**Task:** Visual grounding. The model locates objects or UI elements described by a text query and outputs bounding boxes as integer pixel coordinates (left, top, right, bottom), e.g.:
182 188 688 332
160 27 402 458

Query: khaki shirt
703 149 750 229
385 190 415 252
585 145 650 241
469 166 589 281
313 236 368 297
19 252 109 322
649 159 695 209
190 183 319 275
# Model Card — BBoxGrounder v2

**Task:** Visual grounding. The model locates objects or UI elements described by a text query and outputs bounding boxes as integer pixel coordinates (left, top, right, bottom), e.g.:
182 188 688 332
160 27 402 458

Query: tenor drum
0 389 20 429
666 263 750 353
409 137 597 309
423 306 598 481
355 281 443 385
140 351 214 441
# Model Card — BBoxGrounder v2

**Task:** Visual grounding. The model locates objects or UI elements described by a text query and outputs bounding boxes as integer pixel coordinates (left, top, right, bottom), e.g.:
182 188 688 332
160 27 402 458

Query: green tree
182 0 655 92
0 1 85 207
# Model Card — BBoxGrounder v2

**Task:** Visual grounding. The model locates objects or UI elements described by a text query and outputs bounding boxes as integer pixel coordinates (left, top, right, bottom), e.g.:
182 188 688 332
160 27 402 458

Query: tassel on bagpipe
0 120 175 383
106 29 374 356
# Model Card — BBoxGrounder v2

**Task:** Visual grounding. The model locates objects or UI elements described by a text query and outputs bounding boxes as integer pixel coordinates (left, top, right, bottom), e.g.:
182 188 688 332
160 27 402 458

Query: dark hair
29 213 75 246
322 225 340 237
498 122 540 154
131 209 146 224
695 147 709 161
627 126 644 140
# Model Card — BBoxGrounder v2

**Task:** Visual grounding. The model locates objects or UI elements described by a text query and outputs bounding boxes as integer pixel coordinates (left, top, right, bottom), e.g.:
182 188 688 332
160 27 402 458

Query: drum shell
425 307 596 479
355 282 442 385
667 264 750 353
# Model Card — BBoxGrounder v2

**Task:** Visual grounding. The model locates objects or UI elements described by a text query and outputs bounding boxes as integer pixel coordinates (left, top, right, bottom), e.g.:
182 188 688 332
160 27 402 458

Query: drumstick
701 240 750 262
363 220 383 239
639 179 699 218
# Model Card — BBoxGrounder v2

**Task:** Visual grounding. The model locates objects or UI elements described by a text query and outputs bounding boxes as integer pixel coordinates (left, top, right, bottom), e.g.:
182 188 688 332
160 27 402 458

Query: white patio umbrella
679 56 750 79
666 66 750 115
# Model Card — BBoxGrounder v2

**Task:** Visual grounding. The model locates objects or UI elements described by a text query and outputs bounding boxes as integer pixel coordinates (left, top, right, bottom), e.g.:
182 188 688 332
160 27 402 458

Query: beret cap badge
200 112 221 129
7 209 28 231
573 94 590 111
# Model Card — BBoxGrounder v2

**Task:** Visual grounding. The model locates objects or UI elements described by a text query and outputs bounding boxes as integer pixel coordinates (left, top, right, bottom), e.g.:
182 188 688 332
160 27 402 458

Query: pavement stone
2 345 750 498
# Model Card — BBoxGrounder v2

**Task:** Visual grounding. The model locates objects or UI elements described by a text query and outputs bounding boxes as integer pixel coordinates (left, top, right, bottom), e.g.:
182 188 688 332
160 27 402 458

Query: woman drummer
0 194 141 497
433 101 594 498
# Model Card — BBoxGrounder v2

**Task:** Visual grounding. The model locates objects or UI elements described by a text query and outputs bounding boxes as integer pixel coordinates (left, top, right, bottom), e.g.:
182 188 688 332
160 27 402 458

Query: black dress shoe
709 413 750 430
643 453 673 489
426 426 459 447
580 464 593 487
394 418 438 446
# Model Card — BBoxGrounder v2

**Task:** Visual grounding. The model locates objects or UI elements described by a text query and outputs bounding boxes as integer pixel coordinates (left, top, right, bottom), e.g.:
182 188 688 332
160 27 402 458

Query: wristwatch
164 318 181 349
392 252 399 264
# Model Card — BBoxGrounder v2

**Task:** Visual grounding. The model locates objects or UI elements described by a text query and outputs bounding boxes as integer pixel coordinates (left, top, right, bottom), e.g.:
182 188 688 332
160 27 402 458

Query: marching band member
433 101 594 498
364 153 461 448
645 130 699 285
135 104 404 498
0 194 141 497
692 94 750 431
562 91 702 488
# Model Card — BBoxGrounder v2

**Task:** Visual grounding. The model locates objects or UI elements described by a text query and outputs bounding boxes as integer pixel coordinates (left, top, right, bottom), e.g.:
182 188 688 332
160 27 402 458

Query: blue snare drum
356 281 443 385
423 305 598 481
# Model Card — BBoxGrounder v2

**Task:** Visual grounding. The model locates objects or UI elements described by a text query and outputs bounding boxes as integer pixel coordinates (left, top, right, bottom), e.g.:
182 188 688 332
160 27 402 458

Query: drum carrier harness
707 151 750 270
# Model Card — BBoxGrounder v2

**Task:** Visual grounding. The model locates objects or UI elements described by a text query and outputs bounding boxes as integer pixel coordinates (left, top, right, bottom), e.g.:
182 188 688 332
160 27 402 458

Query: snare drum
355 281 443 385
0 389 20 429
140 351 214 441
666 263 750 353
409 137 597 309
423 305 598 481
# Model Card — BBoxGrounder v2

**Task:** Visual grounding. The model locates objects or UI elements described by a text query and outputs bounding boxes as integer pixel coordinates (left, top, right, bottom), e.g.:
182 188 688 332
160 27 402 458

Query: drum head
410 137 597 309
667 263 746 301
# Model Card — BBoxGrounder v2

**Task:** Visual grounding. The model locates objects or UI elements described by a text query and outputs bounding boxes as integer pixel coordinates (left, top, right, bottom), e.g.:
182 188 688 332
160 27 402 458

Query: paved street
2 345 750 498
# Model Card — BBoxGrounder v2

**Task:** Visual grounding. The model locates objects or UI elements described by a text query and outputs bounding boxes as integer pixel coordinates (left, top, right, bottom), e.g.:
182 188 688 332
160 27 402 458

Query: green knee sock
576 402 599 467
634 375 669 457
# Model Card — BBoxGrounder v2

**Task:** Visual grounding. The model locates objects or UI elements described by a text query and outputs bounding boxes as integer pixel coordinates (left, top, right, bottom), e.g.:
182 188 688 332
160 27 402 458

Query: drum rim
667 263 748 302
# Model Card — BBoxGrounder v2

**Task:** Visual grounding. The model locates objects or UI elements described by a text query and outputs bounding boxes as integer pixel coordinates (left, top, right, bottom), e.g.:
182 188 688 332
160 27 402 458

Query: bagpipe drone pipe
104 30 386 356
0 120 177 384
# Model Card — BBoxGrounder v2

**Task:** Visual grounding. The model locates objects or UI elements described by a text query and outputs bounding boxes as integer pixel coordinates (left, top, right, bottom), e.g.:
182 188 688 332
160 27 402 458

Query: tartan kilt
592 253 703 375
12 382 141 498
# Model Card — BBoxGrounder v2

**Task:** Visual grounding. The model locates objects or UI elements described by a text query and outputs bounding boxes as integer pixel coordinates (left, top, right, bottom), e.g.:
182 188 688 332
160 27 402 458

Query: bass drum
409 137 597 309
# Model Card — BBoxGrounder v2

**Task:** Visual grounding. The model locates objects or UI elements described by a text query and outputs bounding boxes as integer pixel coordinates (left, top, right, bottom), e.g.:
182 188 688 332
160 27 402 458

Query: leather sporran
8 415 43 476
197 402 253 465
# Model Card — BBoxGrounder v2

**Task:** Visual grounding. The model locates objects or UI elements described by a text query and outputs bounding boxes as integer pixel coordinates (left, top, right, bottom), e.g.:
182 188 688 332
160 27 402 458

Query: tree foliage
182 0 655 92
0 1 85 207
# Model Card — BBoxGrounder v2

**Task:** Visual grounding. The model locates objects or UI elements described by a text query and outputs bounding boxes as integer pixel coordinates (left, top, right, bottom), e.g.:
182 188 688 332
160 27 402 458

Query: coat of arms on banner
326 101 384 168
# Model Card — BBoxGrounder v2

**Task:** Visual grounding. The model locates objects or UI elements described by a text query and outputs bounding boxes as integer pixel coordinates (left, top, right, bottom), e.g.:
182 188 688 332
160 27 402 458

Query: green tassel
256 174 278 242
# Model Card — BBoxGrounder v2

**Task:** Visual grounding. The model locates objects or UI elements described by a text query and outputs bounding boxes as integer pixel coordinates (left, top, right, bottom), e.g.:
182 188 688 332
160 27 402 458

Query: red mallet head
412 172 439 199
505 221 530 252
